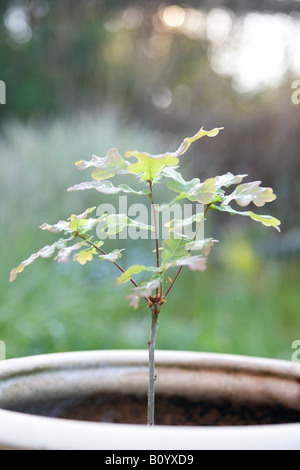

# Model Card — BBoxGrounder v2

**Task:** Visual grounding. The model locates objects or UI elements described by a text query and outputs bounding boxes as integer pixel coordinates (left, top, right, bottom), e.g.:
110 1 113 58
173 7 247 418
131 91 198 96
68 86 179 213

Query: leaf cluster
10 127 280 311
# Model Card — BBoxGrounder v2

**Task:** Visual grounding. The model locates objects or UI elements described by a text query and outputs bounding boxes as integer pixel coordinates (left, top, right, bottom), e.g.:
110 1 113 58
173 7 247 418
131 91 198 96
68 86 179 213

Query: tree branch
76 233 142 292
148 180 161 296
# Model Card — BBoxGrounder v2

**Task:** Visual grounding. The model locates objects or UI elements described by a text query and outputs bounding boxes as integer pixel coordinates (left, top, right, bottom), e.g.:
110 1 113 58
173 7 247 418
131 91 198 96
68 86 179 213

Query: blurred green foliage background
1 0 300 360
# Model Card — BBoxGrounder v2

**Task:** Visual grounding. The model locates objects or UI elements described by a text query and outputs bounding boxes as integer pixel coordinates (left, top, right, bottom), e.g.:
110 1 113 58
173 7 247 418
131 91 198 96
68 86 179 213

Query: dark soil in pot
4 392 300 427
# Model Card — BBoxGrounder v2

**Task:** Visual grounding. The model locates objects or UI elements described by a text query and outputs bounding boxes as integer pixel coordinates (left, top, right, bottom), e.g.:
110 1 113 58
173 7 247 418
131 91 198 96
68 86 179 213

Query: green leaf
165 212 204 239
74 243 123 265
69 207 96 221
247 211 281 230
161 236 188 264
39 220 71 234
167 174 216 204
68 216 89 233
174 255 207 272
91 164 117 180
118 184 151 196
102 214 154 236
125 126 223 182
99 249 125 263
40 208 97 235
173 126 224 157
125 151 179 182
163 254 207 273
10 238 70 282
77 218 101 235
76 148 127 181
212 204 281 232
67 181 150 196
116 265 147 285
41 209 100 237
185 238 218 256
117 264 158 285
222 181 277 208
215 172 248 190
54 243 82 264
165 168 200 195
67 181 122 195
187 178 216 204
126 279 160 309
73 248 97 265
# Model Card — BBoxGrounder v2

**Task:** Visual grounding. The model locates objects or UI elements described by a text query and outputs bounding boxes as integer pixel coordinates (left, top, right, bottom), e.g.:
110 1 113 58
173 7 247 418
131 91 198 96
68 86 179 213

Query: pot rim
0 349 300 450
1 349 300 378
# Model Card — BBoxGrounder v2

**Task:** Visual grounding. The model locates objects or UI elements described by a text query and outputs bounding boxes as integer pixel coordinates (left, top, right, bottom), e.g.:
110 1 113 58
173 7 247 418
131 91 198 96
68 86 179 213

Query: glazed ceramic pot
0 350 300 450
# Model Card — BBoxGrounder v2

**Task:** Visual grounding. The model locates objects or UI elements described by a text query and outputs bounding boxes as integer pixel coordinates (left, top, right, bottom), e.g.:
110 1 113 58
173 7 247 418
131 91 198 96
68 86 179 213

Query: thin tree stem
147 309 159 426
148 180 160 296
164 265 184 298
146 180 161 426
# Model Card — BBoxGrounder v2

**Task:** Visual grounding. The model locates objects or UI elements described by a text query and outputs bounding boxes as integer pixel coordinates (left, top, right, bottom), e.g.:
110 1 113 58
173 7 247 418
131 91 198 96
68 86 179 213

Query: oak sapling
10 127 281 426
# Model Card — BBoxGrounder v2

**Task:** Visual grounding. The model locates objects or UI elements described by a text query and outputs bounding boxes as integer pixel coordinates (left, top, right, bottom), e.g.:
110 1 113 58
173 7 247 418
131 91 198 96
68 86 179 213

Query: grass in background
1 113 299 360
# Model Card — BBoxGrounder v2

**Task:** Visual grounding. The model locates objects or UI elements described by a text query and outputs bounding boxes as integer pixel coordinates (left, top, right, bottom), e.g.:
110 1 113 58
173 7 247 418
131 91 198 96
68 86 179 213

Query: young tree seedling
10 127 280 425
